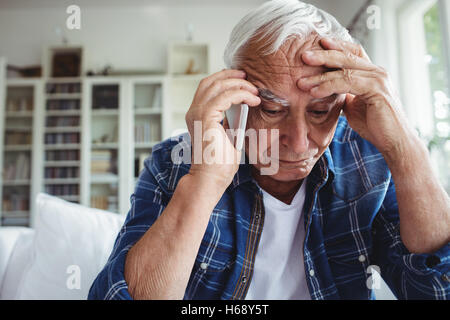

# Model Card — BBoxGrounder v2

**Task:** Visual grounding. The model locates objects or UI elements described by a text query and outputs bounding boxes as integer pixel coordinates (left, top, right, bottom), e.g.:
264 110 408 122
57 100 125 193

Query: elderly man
89 0 450 300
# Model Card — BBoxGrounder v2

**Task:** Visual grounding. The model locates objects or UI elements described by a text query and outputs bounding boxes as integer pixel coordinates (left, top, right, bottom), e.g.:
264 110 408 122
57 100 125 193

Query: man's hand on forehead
295 36 414 160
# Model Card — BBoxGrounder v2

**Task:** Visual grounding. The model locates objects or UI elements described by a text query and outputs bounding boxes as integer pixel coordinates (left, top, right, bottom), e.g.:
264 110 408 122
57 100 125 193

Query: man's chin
258 166 312 182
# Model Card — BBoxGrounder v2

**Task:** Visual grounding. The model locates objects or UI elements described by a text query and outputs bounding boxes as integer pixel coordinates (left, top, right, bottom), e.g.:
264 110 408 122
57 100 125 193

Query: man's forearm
384 135 450 254
124 173 227 299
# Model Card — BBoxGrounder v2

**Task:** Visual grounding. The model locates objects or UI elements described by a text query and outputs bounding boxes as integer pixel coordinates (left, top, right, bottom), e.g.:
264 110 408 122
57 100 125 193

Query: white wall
0 3 263 74
0 0 362 74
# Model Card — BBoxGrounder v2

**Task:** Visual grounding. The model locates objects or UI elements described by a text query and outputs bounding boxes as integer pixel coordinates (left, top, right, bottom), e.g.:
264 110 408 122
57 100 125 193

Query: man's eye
262 109 284 116
309 110 329 117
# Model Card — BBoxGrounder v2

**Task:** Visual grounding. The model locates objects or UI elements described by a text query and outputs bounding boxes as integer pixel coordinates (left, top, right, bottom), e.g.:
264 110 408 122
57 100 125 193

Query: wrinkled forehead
239 34 328 90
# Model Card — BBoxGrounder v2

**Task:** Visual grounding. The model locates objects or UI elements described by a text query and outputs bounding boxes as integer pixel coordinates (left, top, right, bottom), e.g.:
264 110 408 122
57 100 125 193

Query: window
398 0 450 193
423 1 450 192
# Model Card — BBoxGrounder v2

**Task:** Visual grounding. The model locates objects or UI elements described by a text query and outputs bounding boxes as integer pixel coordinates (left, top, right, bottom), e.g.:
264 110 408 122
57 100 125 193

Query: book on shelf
46 116 80 127
46 150 80 161
6 97 33 112
92 85 119 109
46 83 81 94
45 133 80 144
2 194 29 212
91 150 112 173
44 167 79 179
91 195 118 212
135 152 150 177
46 100 80 111
134 119 161 143
3 153 30 181
5 132 32 145
45 184 79 197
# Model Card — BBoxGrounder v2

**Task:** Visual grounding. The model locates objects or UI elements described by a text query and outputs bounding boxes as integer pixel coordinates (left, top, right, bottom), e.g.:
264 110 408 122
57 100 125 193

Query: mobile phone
225 103 249 151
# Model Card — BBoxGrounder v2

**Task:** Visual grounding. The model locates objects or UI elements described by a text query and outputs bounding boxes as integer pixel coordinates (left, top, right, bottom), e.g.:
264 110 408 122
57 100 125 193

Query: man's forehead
241 35 329 86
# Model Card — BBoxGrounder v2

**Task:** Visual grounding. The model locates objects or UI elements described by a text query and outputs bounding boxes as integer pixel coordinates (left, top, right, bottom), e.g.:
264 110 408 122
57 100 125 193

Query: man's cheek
311 120 339 149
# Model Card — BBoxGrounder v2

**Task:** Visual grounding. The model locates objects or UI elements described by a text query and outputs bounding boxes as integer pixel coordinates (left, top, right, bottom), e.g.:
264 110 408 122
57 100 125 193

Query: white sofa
0 193 125 300
0 193 396 300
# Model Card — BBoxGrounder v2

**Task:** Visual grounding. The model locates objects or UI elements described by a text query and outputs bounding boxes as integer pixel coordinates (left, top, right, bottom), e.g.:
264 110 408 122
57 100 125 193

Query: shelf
1 211 30 218
46 93 81 100
46 110 81 116
91 109 119 116
5 111 33 118
170 73 208 81
44 144 81 150
134 108 162 115
46 77 82 83
57 195 80 202
4 127 32 132
90 173 119 184
2 179 31 186
4 145 32 151
91 142 119 149
44 178 80 184
134 142 158 149
44 161 80 167
45 127 81 133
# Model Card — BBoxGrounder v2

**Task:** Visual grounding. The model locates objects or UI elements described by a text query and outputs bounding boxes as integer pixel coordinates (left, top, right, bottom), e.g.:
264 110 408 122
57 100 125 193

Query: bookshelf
83 78 121 213
0 76 44 227
0 42 207 226
43 78 82 204
131 78 167 186
42 47 83 206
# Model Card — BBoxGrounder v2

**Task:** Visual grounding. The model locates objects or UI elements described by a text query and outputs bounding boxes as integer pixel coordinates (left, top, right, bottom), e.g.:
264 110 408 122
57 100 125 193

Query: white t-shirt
245 179 311 300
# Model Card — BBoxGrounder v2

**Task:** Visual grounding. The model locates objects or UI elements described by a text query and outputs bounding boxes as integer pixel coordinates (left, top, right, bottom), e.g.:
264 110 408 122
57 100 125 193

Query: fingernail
303 51 314 58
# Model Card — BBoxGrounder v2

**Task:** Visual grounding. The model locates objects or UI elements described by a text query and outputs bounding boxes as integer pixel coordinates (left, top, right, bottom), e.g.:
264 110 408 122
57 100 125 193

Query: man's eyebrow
256 87 291 107
309 94 339 107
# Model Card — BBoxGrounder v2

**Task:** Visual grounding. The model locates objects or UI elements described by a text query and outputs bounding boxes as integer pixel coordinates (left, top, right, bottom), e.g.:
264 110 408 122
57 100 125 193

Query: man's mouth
278 158 314 166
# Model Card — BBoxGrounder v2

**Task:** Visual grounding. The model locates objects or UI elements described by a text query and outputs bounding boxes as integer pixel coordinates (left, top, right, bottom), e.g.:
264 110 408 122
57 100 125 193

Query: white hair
224 0 354 69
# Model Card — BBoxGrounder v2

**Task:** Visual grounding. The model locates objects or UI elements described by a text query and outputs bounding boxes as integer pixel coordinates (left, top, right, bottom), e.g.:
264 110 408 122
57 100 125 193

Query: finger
309 76 371 99
208 89 261 113
302 50 375 71
199 69 247 91
297 69 374 91
320 37 371 61
205 78 259 101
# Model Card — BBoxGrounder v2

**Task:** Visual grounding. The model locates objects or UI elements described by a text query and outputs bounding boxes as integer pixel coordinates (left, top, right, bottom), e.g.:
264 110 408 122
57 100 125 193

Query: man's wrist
182 171 231 198
382 132 427 175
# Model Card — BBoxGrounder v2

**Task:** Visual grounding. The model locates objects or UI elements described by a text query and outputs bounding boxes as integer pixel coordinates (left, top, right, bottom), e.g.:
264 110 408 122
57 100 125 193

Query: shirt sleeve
88 151 172 300
372 177 450 300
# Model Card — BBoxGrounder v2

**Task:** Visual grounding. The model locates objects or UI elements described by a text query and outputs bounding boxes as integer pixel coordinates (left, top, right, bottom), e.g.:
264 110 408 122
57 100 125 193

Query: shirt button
242 276 247 283
255 215 260 220
442 274 450 282
309 269 315 277
358 255 366 263
200 262 208 270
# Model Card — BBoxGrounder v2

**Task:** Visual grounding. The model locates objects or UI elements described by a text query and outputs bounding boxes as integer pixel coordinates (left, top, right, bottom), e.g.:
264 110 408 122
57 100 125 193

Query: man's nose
280 117 309 156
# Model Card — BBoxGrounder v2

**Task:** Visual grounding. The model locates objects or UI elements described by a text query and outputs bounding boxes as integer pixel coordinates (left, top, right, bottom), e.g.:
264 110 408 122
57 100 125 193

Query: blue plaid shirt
89 117 450 300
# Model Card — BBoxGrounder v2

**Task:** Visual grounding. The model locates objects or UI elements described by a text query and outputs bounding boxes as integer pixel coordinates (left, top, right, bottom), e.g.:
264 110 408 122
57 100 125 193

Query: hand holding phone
224 104 249 151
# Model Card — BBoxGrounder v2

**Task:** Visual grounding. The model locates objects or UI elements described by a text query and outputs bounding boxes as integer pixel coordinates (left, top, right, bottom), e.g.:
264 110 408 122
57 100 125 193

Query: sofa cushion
15 193 125 300
0 228 35 299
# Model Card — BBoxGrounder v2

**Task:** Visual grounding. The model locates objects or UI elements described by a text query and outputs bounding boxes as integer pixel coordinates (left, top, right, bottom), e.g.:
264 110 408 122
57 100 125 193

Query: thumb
343 93 356 112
